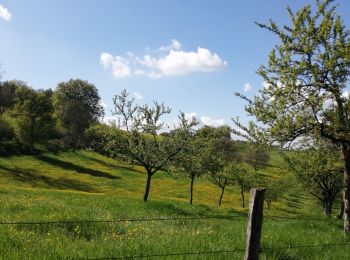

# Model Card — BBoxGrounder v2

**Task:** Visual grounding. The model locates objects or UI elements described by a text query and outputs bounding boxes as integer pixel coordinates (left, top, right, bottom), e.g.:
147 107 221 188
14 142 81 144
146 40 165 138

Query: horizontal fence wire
88 248 246 260
0 215 247 225
0 214 344 226
88 243 350 260
264 215 341 221
262 243 350 250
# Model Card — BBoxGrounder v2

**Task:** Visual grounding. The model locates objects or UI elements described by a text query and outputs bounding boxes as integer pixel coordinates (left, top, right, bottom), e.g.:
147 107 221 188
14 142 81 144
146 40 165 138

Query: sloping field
0 150 348 259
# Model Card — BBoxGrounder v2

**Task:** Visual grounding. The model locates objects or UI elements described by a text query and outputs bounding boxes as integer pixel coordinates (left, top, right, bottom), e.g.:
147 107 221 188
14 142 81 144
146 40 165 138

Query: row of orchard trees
0 79 103 154
87 89 286 206
0 77 343 213
0 76 281 206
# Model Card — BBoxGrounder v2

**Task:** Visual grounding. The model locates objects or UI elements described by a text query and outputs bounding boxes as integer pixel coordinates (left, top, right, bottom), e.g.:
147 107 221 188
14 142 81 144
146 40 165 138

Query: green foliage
111 105 179 173
110 90 188 201
0 115 15 141
0 80 24 115
85 123 124 157
197 125 235 173
53 79 104 148
172 113 206 204
112 89 138 131
11 85 55 151
174 134 207 179
85 123 112 154
283 139 343 216
236 0 350 146
264 178 290 209
233 0 350 232
226 163 256 208
245 145 270 173
194 125 238 206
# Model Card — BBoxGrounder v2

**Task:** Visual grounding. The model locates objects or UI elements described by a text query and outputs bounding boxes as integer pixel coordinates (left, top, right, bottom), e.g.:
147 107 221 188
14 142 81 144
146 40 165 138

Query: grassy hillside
0 150 349 259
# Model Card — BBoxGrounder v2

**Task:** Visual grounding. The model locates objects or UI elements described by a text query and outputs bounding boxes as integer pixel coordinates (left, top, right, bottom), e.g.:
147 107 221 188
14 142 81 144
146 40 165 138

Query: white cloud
157 47 227 76
133 92 144 100
184 112 198 121
100 40 227 79
100 52 131 78
103 116 118 126
0 4 11 21
243 83 252 92
158 39 182 52
148 71 162 79
200 116 225 127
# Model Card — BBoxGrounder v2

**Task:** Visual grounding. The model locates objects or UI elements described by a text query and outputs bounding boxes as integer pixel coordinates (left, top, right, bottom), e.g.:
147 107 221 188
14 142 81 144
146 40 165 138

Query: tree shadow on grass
146 201 213 217
283 193 309 209
0 165 98 192
271 206 299 216
35 155 120 180
285 201 303 210
79 153 144 174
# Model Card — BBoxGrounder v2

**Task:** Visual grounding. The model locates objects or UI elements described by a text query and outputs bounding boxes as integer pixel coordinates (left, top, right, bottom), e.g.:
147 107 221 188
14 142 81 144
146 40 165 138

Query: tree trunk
218 185 226 206
241 187 245 208
189 175 195 205
323 200 332 217
342 145 350 235
266 200 271 209
29 120 35 153
338 200 344 220
143 172 153 202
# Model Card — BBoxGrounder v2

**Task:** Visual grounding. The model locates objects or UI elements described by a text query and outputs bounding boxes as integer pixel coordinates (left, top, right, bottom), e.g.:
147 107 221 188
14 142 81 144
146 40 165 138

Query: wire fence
0 214 342 226
0 214 348 259
0 215 245 225
88 248 246 260
86 243 350 260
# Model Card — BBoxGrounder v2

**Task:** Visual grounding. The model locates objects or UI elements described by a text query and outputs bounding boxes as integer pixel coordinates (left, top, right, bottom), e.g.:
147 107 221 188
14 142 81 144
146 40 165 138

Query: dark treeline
0 78 103 155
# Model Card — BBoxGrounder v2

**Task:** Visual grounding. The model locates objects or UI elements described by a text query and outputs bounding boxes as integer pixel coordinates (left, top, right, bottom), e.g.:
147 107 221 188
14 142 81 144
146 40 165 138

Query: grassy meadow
0 149 349 259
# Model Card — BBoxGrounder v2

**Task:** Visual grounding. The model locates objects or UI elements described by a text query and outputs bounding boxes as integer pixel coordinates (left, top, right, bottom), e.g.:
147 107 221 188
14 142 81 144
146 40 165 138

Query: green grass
0 150 348 259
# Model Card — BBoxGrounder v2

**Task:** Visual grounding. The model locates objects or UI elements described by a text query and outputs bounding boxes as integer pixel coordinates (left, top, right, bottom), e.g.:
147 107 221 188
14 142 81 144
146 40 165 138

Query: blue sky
0 1 349 129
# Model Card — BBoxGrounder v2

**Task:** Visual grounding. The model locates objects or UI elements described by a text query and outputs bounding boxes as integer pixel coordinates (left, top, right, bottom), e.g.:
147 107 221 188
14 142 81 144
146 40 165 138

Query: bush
0 140 33 156
0 116 15 141
44 139 70 153
84 124 108 152
84 123 123 156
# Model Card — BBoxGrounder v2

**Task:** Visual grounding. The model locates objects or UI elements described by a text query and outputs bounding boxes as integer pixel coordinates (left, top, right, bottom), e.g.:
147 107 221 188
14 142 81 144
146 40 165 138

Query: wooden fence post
244 188 266 260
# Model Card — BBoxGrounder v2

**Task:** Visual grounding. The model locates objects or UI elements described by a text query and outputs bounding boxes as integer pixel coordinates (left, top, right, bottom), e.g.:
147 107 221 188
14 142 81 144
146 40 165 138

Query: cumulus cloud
100 52 131 78
0 4 11 21
103 116 118 126
158 39 182 52
133 92 144 100
184 112 198 121
200 116 225 127
243 83 252 92
100 40 227 79
157 47 227 76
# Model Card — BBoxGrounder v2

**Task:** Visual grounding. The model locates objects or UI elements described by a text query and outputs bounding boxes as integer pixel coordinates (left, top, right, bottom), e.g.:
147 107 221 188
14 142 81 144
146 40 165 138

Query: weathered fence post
244 188 266 260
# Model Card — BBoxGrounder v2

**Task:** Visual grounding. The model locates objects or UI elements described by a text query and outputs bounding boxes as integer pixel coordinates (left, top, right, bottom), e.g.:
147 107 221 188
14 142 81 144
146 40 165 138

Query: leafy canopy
235 0 350 146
